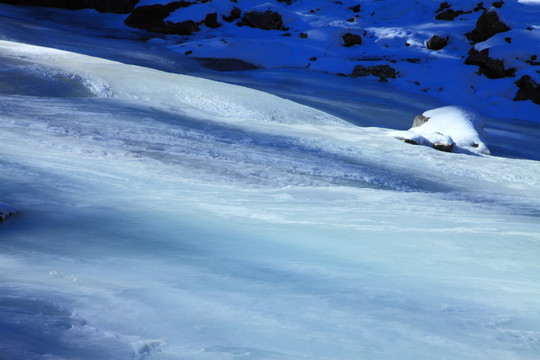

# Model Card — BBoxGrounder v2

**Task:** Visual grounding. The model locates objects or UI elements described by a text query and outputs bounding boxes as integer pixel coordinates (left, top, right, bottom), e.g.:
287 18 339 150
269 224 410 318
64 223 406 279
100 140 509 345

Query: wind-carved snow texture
0 40 540 360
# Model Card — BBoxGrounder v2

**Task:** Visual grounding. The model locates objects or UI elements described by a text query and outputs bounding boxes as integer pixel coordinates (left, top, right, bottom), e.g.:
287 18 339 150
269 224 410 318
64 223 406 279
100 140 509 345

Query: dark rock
433 142 454 152
492 1 504 8
466 10 510 44
222 7 241 22
124 2 199 35
242 11 283 30
204 12 220 28
526 55 540 66
465 48 515 79
474 2 486 12
0 0 138 13
310 56 317 61
351 64 397 82
0 202 17 224
350 4 360 13
412 114 430 127
514 75 540 105
436 2 451 13
299 32 308 39
426 35 448 50
194 58 261 71
342 33 362 47
276 0 295 4
436 9 469 21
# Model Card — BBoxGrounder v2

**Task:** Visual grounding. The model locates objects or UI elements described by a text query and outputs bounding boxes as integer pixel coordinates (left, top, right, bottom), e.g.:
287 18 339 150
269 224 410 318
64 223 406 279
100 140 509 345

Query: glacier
1 5 540 360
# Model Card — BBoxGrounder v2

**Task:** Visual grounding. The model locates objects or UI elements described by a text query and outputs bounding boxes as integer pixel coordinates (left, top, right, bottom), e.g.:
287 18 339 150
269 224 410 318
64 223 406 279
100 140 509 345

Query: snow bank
389 106 490 154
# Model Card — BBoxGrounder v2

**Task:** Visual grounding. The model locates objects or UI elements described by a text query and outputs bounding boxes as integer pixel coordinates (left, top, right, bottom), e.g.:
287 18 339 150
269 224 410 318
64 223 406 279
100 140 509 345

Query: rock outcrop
124 1 199 35
465 48 515 79
436 8 469 21
514 75 540 105
466 10 510 44
241 11 284 30
0 0 138 13
351 65 396 82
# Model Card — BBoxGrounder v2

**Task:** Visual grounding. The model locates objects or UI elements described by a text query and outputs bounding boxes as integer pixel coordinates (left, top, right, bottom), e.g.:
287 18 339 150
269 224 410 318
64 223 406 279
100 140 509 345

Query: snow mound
0 202 17 223
389 106 490 155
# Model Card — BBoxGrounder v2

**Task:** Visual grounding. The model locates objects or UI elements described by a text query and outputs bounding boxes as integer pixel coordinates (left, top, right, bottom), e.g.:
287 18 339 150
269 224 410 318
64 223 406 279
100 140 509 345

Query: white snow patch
389 106 490 154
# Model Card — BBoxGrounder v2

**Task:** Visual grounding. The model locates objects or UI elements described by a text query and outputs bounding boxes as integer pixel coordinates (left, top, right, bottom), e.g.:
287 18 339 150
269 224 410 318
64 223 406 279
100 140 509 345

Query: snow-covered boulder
0 202 17 223
390 106 490 155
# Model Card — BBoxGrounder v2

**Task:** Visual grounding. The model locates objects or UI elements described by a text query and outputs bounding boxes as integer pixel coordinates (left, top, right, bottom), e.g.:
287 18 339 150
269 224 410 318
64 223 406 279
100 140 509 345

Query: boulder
466 10 510 44
342 33 362 47
351 65 396 82
412 114 429 127
465 48 514 79
514 75 540 105
204 12 220 28
124 2 199 35
389 106 490 154
0 0 138 13
436 8 469 21
241 11 284 30
0 202 17 223
426 35 448 50
222 7 241 22
435 2 451 13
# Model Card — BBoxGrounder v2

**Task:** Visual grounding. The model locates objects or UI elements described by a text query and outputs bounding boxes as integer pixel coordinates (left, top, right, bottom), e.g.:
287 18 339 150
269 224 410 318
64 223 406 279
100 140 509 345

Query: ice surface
0 4 539 360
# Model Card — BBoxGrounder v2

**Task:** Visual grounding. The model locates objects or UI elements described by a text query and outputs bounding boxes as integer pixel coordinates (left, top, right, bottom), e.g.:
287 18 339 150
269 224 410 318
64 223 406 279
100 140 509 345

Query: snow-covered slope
117 0 540 122
1 35 540 360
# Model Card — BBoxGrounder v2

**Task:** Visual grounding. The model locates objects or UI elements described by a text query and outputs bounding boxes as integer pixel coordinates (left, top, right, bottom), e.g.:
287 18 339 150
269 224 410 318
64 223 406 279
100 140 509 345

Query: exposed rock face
342 33 362 47
241 11 284 30
426 35 448 50
351 65 396 82
0 202 17 224
466 10 510 44
0 0 138 13
124 1 199 35
514 75 540 105
465 48 515 79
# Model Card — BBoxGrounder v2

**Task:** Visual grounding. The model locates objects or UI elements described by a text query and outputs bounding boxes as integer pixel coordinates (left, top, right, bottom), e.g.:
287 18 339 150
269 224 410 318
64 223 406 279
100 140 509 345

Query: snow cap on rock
390 106 490 155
